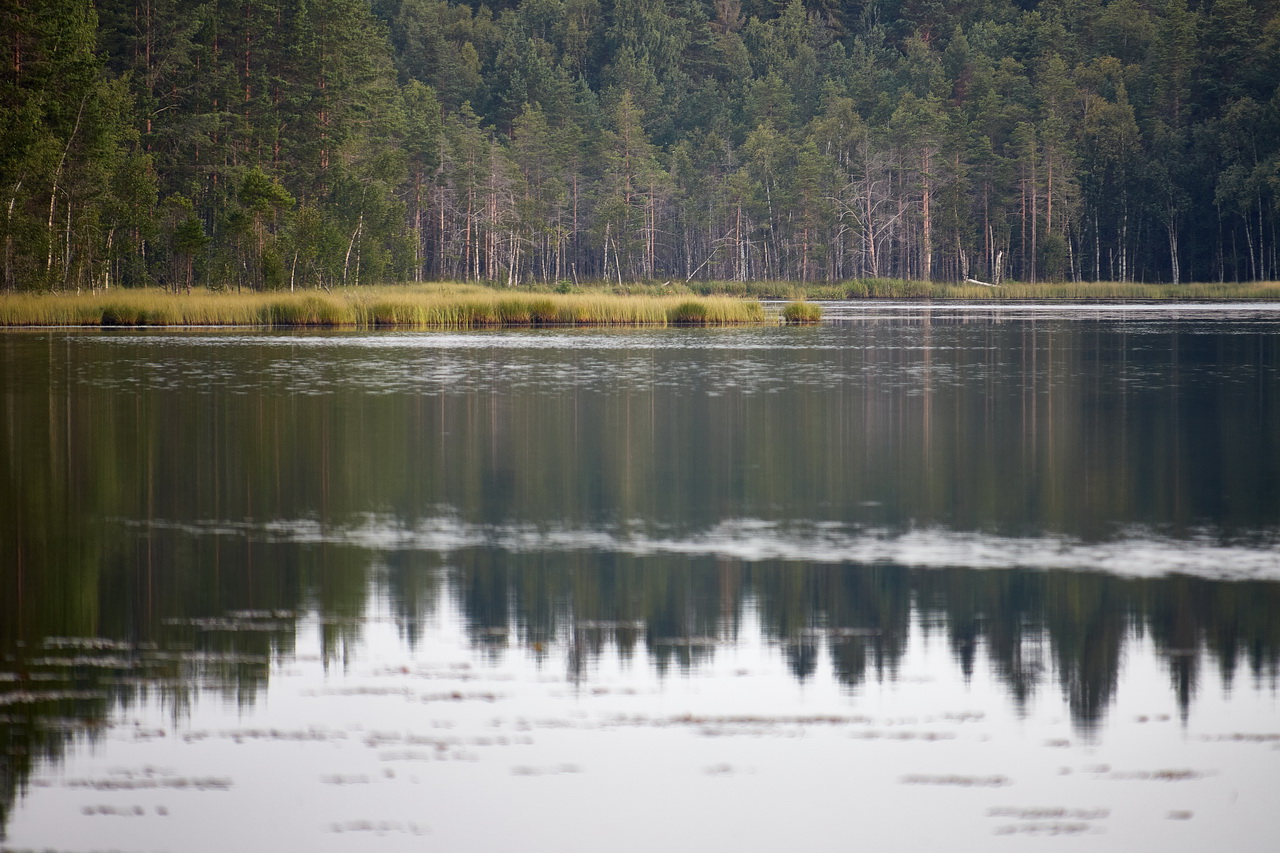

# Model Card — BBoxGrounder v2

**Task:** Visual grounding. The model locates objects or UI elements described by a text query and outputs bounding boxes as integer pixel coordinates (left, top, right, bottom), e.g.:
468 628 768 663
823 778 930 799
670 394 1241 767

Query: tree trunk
921 150 932 281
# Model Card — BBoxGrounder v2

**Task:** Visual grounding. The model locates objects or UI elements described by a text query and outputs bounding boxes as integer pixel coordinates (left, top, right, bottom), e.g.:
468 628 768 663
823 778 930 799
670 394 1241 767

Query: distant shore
680 278 1280 302
0 281 1277 328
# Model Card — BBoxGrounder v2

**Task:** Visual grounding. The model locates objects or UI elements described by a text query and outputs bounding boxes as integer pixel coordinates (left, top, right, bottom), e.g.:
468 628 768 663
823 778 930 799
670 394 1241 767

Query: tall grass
0 285 769 328
937 280 1280 300
3 280 1276 329
688 278 1280 301
781 301 823 323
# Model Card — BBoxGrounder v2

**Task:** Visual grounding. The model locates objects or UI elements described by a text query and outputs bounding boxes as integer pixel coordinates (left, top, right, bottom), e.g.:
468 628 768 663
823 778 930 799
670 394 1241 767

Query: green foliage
261 295 348 326
2 0 1279 290
781 300 823 323
668 300 710 324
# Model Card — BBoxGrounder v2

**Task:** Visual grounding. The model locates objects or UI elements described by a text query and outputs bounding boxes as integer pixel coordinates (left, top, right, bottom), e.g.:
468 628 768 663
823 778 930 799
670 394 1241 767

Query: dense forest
1 0 1278 291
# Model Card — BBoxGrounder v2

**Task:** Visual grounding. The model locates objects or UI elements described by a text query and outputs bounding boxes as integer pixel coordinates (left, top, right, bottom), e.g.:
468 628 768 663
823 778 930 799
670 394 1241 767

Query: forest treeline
2 0 1279 292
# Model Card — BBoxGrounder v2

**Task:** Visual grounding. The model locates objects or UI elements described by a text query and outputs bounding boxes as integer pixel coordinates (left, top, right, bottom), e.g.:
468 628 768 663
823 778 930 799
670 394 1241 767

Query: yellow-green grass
687 278 1280 301
847 279 1280 300
0 284 768 328
781 301 824 323
5 279 1277 329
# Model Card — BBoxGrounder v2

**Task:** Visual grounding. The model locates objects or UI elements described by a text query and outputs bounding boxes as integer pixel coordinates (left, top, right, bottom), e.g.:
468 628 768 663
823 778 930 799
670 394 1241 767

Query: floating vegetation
162 616 293 632
989 808 1108 837
226 609 304 620
28 655 142 669
0 689 110 706
81 805 148 817
848 730 957 741
62 774 232 792
376 749 439 762
1105 769 1209 782
326 820 430 835
988 808 1110 821
146 651 271 665
1203 733 1280 743
992 822 1095 836
669 713 874 727
302 686 500 703
305 685 415 699
900 774 1012 787
365 664 513 682
510 764 582 776
943 711 986 723
43 637 153 651
182 727 348 745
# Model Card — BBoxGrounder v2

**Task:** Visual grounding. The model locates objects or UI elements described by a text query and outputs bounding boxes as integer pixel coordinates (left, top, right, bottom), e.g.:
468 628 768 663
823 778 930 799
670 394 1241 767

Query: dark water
2 305 1279 851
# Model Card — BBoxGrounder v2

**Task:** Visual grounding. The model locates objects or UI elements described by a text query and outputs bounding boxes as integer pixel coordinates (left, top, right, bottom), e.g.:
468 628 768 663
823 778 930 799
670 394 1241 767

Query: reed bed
0 286 768 328
781 301 824 323
688 278 1280 301
846 279 1280 300
3 280 1276 329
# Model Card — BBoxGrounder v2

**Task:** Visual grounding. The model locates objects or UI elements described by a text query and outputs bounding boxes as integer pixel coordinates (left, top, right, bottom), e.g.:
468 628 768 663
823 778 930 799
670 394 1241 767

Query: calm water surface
2 304 1279 851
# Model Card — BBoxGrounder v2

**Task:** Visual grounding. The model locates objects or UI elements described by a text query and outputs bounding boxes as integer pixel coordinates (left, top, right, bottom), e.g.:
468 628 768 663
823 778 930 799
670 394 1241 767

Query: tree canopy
2 0 1278 290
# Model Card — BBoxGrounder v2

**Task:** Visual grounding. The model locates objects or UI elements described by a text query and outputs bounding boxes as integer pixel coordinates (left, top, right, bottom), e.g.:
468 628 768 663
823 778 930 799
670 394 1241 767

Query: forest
1 0 1278 292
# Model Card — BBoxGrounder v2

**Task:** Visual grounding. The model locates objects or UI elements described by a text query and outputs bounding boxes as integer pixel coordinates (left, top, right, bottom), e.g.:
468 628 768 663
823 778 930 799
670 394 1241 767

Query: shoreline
0 286 769 329
2 282 1279 328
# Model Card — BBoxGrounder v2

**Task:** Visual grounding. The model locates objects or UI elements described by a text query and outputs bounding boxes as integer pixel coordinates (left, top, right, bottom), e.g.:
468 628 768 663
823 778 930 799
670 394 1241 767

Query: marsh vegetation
0 284 767 328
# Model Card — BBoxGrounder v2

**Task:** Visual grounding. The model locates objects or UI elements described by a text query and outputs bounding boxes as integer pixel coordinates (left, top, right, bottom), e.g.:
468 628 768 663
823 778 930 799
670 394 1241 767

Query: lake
2 303 1279 851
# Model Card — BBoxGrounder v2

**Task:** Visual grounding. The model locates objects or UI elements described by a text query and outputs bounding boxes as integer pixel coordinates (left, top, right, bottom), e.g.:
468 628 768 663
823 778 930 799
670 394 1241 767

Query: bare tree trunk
46 96 88 287
602 222 610 284
1046 150 1053 236
1030 153 1038 284
921 150 932 281
4 180 21 291
464 185 473 282
343 213 363 286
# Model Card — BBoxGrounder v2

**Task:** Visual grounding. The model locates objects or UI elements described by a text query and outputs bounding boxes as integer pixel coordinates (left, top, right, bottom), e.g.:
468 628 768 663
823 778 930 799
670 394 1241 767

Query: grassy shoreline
0 284 769 328
682 278 1280 301
0 280 1276 328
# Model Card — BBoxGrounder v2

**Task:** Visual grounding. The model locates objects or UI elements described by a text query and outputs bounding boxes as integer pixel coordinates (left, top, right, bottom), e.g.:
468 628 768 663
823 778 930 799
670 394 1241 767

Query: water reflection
4 538 1280 834
2 316 1279 843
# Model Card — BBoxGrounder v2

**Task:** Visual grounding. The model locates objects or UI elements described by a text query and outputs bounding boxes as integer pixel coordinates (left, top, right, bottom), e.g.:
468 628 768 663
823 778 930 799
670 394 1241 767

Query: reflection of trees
382 551 444 649
1042 572 1130 731
1146 577 1280 717
0 697 101 841
6 544 1280 839
5 324 1280 834
753 563 911 684
453 552 735 677
446 556 1280 735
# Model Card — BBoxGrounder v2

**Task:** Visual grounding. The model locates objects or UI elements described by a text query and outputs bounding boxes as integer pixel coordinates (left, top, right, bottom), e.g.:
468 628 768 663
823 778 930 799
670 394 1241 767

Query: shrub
782 301 823 323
